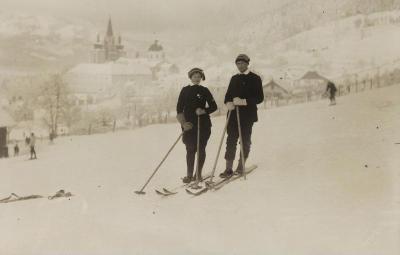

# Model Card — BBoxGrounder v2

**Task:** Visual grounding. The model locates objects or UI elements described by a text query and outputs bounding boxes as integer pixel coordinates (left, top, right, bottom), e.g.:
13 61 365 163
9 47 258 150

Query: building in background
147 40 165 62
0 108 15 158
293 71 330 94
64 58 154 108
91 17 126 64
263 80 290 107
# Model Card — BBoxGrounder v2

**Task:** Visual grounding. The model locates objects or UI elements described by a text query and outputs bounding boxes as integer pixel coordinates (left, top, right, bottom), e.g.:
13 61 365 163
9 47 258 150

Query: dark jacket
224 72 264 123
326 82 337 95
177 85 218 128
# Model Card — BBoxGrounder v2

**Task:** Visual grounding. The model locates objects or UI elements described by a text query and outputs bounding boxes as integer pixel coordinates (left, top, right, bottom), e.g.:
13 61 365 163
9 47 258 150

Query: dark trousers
225 119 254 161
30 146 37 159
183 126 211 177
329 92 336 101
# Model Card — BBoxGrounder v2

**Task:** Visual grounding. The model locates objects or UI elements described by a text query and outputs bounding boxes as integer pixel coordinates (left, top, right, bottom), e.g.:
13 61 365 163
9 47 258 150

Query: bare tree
38 74 71 138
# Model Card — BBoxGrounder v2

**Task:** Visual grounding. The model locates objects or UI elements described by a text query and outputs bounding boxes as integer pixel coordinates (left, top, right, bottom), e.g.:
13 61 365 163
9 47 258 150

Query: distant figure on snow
25 136 30 146
29 133 37 160
326 81 337 106
49 131 55 144
14 143 19 157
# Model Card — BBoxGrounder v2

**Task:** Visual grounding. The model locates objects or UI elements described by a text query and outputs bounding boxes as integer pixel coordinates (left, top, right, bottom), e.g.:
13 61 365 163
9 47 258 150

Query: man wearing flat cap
220 54 264 178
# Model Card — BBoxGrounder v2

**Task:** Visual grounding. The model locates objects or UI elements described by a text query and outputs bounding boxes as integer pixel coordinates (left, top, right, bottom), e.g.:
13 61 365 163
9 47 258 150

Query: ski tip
162 188 177 195
185 188 207 196
155 190 165 196
185 189 194 195
134 191 146 195
189 184 203 190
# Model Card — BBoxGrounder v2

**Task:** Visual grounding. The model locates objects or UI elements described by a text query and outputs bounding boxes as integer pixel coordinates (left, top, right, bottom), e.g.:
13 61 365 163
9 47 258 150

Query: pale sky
2 0 286 32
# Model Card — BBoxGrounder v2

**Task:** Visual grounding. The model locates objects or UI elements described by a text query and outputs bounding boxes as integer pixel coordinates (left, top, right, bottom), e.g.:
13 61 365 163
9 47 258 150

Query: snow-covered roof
264 80 280 88
67 60 152 76
263 80 289 94
154 61 173 69
0 108 15 127
300 71 329 81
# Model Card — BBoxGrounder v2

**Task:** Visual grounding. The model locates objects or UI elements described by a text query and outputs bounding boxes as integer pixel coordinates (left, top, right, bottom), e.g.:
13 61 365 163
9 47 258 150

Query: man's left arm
246 76 264 105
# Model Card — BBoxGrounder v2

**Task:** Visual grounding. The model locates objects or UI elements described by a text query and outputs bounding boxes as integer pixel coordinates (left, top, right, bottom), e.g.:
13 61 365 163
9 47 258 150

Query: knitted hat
235 54 250 64
188 67 205 80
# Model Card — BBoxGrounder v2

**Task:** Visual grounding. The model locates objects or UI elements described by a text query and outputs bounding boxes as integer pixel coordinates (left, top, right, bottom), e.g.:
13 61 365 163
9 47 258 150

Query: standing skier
176 68 218 183
25 136 30 146
220 54 264 178
326 81 337 105
14 143 19 157
29 133 37 160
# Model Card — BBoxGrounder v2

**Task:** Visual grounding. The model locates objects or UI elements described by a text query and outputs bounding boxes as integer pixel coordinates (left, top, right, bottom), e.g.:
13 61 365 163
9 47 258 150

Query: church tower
91 17 127 63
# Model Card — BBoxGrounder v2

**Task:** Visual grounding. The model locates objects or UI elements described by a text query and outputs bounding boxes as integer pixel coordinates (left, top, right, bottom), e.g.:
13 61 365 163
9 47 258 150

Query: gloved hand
182 122 193 131
177 113 186 125
196 108 206 115
233 97 247 106
226 102 235 111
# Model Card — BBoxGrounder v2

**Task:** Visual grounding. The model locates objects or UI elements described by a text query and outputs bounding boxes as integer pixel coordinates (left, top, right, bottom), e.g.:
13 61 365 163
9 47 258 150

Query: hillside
0 84 399 254
184 9 400 85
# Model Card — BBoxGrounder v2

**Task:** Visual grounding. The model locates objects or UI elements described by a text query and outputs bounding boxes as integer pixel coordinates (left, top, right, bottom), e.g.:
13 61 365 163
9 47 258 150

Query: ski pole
236 106 246 180
135 132 183 195
209 110 232 184
191 115 202 189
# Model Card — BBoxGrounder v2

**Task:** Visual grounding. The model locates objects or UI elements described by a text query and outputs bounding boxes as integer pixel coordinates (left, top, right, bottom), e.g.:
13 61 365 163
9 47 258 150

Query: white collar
238 69 250 75
190 83 201 86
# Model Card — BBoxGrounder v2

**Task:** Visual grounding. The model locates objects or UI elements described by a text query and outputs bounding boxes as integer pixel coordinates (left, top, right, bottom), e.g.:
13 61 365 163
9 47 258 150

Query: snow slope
0 85 399 255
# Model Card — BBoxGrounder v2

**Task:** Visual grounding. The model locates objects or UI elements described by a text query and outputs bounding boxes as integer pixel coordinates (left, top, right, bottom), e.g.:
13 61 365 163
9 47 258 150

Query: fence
262 65 400 109
68 63 400 136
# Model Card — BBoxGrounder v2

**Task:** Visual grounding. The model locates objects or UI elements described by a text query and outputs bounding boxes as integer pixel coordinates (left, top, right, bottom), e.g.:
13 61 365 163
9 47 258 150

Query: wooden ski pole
208 110 232 184
236 106 246 180
135 132 183 195
191 115 202 189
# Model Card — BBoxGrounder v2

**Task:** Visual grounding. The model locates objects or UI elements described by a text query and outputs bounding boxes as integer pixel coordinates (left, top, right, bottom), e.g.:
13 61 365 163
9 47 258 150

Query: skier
29 133 37 160
14 143 19 157
176 68 218 183
326 81 337 105
49 131 55 144
219 54 264 178
25 136 30 146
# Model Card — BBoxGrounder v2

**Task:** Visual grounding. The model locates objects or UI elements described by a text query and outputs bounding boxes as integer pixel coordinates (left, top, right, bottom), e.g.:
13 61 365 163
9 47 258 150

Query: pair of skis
0 193 42 204
0 190 74 204
155 175 212 196
185 165 257 196
155 165 257 197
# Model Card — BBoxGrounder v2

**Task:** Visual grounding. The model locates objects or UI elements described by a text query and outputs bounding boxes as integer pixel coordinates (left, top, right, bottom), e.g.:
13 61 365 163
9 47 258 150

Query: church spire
106 16 113 37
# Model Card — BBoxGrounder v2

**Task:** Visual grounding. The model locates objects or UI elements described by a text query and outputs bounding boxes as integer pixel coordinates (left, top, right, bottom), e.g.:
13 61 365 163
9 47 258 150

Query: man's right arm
224 77 234 104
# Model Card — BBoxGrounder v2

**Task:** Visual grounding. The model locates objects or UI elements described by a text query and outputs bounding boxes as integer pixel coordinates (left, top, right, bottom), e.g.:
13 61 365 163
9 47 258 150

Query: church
64 17 181 110
91 17 127 63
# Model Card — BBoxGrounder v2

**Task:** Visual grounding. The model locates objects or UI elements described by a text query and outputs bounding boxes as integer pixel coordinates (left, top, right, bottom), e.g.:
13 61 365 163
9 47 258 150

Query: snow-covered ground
0 85 399 255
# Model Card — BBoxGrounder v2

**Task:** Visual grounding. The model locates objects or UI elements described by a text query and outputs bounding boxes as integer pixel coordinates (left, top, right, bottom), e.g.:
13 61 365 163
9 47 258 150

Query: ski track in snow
0 85 399 255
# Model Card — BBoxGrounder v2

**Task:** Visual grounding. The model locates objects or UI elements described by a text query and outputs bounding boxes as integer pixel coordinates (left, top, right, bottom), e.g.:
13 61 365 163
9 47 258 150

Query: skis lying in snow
0 193 43 204
155 175 212 196
185 165 258 196
0 190 74 204
48 190 73 200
